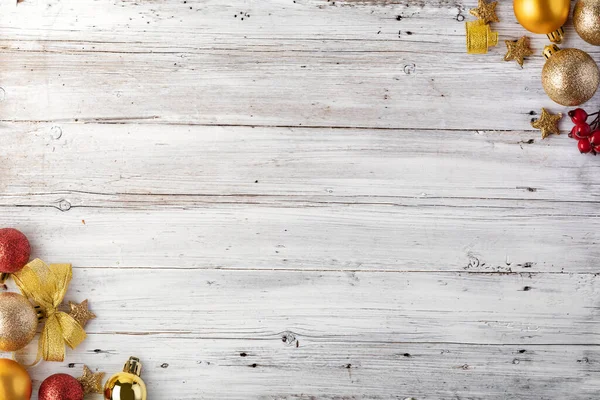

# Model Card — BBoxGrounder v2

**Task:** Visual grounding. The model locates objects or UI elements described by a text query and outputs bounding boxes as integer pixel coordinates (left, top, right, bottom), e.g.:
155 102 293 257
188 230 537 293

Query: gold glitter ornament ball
0 358 32 400
542 46 600 106
574 0 600 45
0 292 38 352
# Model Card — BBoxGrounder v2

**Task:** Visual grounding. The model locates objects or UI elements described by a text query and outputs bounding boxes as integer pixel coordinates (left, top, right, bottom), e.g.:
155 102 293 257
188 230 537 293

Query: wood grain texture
30 338 600 400
9 269 600 399
0 0 597 129
2 123 600 273
1 0 599 398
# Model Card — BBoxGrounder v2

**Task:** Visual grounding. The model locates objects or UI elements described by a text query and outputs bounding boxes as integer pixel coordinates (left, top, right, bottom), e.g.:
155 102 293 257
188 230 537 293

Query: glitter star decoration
77 365 105 395
470 0 499 24
504 36 533 67
531 108 562 139
68 299 96 327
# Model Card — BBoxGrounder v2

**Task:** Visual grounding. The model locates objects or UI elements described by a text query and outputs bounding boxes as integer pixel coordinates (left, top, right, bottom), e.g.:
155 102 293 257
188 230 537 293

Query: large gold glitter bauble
0 358 32 400
104 357 147 400
574 0 600 45
0 292 38 352
514 0 570 42
542 46 600 106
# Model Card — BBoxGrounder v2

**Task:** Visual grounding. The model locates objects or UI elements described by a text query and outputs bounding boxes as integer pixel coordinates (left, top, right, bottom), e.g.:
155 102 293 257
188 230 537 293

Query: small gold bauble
574 0 600 45
542 47 600 106
0 292 38 352
514 0 570 42
104 357 147 400
0 358 32 400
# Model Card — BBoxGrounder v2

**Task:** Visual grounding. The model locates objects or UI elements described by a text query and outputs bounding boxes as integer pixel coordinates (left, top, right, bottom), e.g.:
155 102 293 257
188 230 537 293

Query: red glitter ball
0 228 31 274
39 374 84 400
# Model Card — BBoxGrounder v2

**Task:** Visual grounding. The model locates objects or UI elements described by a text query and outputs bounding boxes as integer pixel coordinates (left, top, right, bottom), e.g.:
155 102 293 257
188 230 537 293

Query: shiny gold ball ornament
0 358 32 400
513 0 570 42
104 357 147 400
542 45 600 106
0 292 39 352
574 0 600 45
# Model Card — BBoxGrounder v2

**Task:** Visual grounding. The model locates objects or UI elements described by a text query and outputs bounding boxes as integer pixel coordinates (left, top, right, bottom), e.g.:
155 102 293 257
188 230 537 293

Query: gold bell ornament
513 0 571 43
104 357 147 400
542 45 600 106
574 0 600 45
0 292 42 352
0 358 32 400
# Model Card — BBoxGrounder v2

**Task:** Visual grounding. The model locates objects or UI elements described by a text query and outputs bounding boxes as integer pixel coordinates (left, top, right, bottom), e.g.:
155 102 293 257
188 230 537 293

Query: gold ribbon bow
12 259 86 362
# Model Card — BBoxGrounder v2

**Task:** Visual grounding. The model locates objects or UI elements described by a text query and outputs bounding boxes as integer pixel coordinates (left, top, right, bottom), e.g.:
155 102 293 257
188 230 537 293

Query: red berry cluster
568 108 600 154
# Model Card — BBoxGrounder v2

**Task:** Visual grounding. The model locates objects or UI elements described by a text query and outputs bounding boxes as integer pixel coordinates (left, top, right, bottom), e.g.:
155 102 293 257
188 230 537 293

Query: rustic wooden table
1 0 599 398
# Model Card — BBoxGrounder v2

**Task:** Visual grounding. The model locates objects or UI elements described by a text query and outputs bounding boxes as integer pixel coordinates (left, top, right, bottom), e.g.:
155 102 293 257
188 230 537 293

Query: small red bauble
569 108 588 124
38 374 84 400
0 228 31 274
578 139 593 154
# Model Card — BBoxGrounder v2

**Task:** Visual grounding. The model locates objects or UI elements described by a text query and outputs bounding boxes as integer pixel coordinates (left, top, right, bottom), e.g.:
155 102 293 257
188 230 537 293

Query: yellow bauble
574 0 600 45
0 358 32 400
0 292 38 352
542 46 600 106
514 0 570 42
104 357 147 400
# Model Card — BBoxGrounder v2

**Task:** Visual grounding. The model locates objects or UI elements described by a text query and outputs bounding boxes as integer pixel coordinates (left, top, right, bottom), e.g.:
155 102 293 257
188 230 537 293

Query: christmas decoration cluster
466 0 600 154
0 228 147 400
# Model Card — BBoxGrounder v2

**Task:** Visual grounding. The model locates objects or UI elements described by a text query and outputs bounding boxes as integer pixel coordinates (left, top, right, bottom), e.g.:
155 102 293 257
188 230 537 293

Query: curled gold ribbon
12 259 86 362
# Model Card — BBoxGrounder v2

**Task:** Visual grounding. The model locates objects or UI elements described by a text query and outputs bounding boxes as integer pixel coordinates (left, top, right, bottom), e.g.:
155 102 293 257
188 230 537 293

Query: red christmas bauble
39 374 84 400
0 228 30 274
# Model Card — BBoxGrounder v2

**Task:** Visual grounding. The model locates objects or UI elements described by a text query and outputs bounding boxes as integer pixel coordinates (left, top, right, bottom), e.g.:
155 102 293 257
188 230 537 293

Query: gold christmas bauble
0 358 32 400
104 357 147 400
0 292 38 352
574 0 600 45
514 0 570 41
542 46 600 106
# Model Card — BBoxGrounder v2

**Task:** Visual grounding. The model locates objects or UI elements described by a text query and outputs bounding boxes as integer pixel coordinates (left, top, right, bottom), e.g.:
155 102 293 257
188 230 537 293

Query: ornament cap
547 27 564 44
124 357 142 376
543 44 560 60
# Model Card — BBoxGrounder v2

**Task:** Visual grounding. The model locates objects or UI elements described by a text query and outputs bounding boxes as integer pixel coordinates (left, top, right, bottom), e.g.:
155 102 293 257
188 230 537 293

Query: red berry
568 108 588 124
578 139 593 154
594 144 600 154
572 123 592 140
590 131 600 146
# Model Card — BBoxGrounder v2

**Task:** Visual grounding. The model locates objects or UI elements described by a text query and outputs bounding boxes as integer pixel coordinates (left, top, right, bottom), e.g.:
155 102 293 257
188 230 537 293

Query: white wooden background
1 0 600 398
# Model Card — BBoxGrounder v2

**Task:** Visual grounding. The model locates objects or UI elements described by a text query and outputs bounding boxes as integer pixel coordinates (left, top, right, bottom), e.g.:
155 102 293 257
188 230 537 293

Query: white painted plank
23 337 600 400
5 269 599 345
3 204 600 272
0 0 595 129
3 123 598 202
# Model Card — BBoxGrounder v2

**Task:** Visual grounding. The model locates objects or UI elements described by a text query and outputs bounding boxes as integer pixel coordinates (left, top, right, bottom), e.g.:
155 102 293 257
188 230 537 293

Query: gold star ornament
470 0 499 24
69 299 96 327
77 365 105 395
504 36 533 67
531 108 562 139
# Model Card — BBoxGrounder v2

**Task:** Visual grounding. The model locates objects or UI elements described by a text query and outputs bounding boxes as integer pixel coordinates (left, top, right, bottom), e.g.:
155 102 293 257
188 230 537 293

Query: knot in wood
281 331 297 346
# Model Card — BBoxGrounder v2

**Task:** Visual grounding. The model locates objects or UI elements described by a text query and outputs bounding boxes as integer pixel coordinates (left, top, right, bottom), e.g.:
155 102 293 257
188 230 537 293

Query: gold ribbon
12 259 86 363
